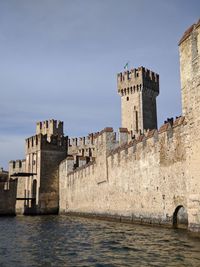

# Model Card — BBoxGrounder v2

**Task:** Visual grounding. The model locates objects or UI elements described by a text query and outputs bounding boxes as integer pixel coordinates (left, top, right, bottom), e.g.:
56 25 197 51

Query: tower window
135 111 138 132
127 97 129 101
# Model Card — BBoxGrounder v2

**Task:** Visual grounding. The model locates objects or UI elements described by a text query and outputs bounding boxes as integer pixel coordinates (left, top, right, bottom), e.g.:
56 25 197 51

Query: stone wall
59 119 187 227
8 159 26 214
0 179 17 215
0 168 8 181
39 149 67 214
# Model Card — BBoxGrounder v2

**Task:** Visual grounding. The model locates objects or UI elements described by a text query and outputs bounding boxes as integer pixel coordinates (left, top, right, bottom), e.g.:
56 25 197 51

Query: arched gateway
173 205 188 229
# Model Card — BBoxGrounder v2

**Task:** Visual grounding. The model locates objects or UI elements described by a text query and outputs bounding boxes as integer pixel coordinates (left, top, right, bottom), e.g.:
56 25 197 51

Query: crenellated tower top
117 67 159 97
36 119 64 140
117 66 159 135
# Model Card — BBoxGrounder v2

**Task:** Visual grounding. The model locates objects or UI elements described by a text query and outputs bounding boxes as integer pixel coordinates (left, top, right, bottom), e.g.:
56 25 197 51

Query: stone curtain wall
60 119 187 227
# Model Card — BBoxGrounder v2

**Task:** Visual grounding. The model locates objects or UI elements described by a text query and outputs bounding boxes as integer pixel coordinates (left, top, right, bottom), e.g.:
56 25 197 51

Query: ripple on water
0 216 200 267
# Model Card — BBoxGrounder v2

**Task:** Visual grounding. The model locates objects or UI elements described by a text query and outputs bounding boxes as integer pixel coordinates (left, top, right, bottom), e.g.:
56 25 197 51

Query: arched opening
31 179 37 208
173 205 188 229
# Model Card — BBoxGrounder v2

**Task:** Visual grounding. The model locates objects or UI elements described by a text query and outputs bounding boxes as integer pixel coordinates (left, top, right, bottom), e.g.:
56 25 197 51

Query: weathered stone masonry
59 19 200 231
6 20 200 232
9 120 67 215
60 117 187 227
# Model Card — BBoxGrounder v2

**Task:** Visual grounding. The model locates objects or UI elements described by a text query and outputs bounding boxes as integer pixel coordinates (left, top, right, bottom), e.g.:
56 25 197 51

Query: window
135 111 138 132
127 97 129 101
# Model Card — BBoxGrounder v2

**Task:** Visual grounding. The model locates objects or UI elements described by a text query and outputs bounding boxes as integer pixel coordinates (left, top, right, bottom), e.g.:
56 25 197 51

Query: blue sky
0 0 199 169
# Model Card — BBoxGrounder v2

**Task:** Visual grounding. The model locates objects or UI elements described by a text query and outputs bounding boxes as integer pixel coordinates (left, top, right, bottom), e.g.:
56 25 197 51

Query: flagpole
124 61 130 70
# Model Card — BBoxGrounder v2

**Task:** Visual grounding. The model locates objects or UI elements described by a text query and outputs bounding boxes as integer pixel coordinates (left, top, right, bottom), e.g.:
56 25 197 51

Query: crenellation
26 135 41 153
68 132 96 159
9 159 26 176
40 134 67 151
4 19 200 232
36 119 64 141
117 67 159 94
118 127 129 145
118 66 159 135
105 121 185 161
64 117 187 222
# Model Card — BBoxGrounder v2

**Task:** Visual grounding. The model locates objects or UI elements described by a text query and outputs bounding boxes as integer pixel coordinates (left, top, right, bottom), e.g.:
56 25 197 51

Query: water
0 216 200 267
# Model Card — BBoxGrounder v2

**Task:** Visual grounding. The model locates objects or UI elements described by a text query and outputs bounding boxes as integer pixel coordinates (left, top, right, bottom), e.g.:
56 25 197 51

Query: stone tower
179 19 200 232
25 119 67 214
117 67 159 135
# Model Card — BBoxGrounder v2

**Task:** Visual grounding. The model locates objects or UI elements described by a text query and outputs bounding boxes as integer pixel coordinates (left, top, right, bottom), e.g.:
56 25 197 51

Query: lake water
0 215 200 267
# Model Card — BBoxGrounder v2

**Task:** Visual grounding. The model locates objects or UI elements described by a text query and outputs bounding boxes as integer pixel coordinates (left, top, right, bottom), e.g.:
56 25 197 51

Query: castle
1 20 200 233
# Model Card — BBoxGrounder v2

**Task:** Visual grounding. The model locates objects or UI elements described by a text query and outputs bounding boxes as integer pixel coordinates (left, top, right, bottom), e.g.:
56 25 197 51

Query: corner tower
179 19 200 232
117 67 159 135
179 20 200 120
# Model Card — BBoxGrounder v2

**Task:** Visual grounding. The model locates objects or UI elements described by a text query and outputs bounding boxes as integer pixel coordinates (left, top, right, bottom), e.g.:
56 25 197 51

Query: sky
0 0 199 169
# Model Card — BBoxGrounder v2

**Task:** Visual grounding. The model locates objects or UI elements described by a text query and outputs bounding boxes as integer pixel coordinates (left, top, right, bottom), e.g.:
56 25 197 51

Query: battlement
26 135 40 151
117 67 159 96
68 132 98 158
68 133 96 147
65 116 186 195
107 116 185 157
41 134 67 151
9 159 25 169
36 119 64 139
25 133 67 153
9 159 26 176
68 129 116 158
93 127 116 150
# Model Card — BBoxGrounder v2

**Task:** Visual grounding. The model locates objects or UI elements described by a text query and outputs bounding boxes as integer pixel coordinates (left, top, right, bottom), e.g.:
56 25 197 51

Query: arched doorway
31 179 37 208
173 205 188 229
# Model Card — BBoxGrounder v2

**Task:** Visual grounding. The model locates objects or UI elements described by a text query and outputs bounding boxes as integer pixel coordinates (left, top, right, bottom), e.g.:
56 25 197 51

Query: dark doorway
173 205 188 229
31 179 37 207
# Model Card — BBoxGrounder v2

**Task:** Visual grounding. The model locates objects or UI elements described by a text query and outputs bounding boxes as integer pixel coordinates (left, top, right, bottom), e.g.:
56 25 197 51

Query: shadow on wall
173 205 188 229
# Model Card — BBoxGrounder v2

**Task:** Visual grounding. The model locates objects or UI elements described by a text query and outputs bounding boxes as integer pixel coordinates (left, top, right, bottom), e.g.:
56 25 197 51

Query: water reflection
0 215 199 267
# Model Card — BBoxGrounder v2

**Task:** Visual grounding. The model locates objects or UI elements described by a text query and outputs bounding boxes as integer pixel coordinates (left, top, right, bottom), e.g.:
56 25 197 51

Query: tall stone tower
117 67 159 135
179 19 200 232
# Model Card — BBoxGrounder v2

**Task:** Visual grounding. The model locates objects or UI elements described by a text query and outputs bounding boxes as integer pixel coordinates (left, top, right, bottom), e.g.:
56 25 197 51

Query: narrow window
135 111 138 132
127 97 129 101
